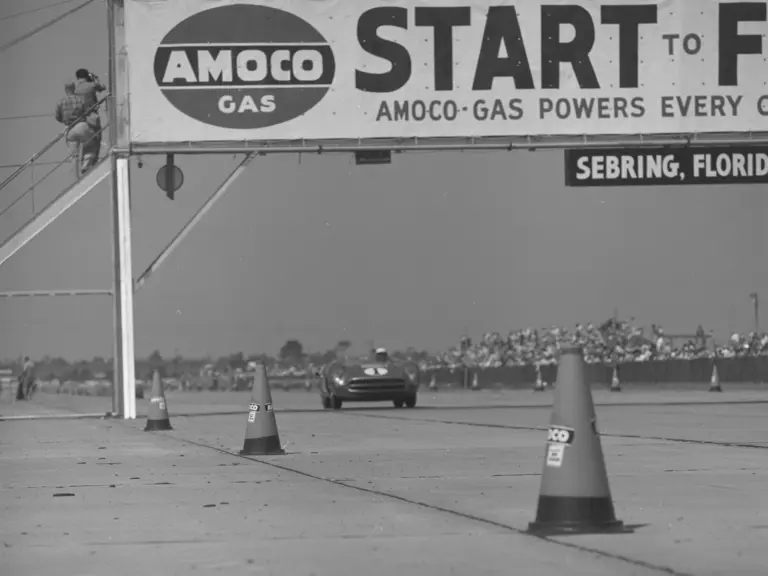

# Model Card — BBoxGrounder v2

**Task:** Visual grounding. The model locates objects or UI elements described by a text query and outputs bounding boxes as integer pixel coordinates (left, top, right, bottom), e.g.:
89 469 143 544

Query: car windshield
342 354 388 364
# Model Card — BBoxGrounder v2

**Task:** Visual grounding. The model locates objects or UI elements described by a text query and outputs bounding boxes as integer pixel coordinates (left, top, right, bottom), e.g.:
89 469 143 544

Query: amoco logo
153 4 336 130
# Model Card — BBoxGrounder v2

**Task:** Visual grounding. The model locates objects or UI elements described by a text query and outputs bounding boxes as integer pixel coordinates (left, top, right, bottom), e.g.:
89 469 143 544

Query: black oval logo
153 4 336 130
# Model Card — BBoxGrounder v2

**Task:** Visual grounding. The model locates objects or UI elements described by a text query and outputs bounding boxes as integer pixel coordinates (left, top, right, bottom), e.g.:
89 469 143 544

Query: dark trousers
16 376 34 400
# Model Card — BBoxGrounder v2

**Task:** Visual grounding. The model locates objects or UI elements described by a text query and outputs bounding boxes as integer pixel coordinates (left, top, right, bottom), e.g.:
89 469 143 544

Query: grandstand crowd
253 319 768 377
423 319 768 370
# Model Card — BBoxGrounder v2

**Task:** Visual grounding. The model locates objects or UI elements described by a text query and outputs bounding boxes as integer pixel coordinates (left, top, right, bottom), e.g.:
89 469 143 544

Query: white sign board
124 0 768 145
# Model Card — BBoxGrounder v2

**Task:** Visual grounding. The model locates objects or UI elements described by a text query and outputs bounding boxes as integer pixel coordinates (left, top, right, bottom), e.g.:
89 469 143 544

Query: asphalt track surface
2 388 767 575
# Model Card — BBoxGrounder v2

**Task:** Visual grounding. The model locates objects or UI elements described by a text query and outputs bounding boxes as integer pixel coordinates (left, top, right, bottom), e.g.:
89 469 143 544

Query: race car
319 348 420 409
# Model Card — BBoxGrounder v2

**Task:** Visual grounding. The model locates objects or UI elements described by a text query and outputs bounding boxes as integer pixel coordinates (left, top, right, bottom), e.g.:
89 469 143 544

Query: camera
80 69 97 82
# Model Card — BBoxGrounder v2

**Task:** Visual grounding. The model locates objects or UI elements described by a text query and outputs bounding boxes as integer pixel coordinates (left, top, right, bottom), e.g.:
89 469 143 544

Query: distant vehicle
319 348 420 409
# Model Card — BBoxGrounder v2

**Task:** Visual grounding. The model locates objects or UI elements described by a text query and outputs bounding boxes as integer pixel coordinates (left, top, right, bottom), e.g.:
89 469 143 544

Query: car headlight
404 365 419 385
331 369 346 386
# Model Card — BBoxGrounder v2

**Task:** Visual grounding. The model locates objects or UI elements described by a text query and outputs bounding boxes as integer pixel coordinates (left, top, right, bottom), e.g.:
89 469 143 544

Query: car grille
347 378 407 392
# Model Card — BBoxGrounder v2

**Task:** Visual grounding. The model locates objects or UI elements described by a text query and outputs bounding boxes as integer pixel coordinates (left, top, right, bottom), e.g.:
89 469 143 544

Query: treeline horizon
0 339 433 381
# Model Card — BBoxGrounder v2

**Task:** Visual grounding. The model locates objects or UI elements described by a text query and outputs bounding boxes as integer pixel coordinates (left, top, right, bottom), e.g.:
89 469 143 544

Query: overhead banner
564 146 768 186
124 0 768 145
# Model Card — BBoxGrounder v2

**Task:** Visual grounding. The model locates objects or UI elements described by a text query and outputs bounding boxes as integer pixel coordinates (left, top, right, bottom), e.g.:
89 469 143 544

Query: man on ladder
74 68 106 173
54 79 101 179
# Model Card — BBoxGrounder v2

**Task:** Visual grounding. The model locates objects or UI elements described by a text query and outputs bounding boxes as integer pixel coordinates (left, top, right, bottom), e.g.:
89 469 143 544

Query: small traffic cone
144 370 172 431
534 364 546 391
709 362 722 392
528 345 625 535
610 366 621 392
427 374 437 391
240 363 285 456
471 372 480 390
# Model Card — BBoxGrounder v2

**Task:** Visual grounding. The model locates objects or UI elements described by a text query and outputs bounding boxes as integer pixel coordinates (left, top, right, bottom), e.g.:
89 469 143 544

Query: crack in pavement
339 410 768 450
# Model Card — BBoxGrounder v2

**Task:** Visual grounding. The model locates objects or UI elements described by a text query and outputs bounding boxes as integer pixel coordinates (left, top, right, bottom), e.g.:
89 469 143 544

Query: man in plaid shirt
54 82 100 178
54 82 86 126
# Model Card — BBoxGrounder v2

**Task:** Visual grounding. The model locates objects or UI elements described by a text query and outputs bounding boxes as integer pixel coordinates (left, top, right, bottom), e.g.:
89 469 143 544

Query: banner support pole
108 0 136 419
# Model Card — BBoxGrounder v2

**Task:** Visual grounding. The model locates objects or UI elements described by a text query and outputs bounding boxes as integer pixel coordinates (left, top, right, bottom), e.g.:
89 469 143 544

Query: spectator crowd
421 318 768 371
260 319 768 378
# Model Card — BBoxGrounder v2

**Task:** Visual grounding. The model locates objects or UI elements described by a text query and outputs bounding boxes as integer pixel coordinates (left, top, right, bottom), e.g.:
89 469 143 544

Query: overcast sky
1 1 766 361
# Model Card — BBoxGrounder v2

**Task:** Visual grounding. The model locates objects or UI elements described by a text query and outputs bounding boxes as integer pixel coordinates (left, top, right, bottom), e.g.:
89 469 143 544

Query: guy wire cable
0 0 97 55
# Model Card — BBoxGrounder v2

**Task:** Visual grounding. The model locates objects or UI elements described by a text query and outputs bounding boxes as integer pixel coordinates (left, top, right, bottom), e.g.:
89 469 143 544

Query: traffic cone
709 362 722 392
610 366 621 392
528 344 625 535
144 370 172 431
427 374 437 391
240 363 285 456
534 364 546 391
471 372 480 390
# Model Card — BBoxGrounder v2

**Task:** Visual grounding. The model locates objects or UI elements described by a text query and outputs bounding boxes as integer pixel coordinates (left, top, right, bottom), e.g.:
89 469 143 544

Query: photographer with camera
74 68 105 109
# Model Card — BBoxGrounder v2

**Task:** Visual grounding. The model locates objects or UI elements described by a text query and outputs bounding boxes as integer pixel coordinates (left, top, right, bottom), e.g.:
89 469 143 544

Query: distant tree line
0 339 432 381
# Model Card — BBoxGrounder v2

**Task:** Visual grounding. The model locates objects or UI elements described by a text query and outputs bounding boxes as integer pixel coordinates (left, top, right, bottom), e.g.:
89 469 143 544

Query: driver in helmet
374 347 388 363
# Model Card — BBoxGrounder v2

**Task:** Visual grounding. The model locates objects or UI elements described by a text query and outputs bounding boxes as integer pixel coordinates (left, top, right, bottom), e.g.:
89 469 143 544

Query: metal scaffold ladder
0 159 110 268
0 97 111 268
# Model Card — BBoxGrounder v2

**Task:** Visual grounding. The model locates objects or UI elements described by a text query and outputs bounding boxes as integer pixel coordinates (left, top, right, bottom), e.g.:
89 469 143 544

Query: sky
0 0 766 362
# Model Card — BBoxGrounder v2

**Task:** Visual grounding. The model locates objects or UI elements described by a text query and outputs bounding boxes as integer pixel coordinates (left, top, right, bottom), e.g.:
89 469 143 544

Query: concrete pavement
2 389 767 575
7 385 768 419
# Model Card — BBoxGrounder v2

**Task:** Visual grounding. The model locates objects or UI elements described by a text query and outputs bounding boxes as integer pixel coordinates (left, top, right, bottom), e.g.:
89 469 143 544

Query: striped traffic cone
709 362 722 392
240 363 285 455
144 370 172 431
534 364 546 391
610 366 621 392
528 344 626 535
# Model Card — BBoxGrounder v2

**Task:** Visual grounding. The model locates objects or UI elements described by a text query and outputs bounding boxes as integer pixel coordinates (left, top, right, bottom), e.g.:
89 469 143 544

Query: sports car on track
319 348 420 409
